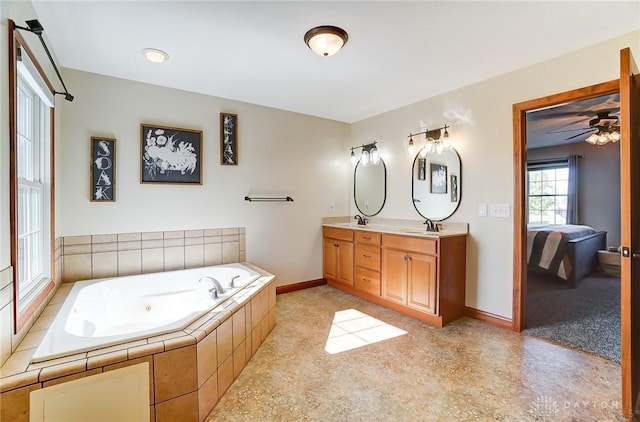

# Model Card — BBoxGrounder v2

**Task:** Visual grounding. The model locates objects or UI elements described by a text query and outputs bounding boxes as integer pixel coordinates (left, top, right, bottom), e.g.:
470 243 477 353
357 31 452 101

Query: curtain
566 155 579 224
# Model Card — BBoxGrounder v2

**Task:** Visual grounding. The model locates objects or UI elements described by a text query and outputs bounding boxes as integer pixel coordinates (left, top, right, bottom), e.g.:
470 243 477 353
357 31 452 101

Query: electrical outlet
490 203 511 218
479 203 488 217
329 202 336 213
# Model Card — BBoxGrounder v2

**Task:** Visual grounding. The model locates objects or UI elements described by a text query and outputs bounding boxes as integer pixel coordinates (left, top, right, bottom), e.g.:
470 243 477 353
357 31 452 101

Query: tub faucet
354 214 367 226
230 275 240 288
199 276 226 297
424 219 439 232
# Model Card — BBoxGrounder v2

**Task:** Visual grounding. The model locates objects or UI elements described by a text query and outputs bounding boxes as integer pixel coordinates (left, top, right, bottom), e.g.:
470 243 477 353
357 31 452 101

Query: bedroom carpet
523 271 621 363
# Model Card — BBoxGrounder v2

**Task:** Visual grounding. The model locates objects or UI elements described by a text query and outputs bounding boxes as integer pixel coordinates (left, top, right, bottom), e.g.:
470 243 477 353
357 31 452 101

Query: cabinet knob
363 236 371 240
363 254 371 258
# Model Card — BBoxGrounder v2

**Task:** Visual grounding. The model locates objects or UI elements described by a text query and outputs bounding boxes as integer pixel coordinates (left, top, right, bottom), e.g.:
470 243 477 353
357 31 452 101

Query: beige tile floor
206 285 623 421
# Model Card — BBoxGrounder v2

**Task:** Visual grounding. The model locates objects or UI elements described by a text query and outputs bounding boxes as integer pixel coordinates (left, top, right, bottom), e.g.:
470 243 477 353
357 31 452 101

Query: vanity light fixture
406 125 453 156
304 25 348 57
350 142 380 166
142 48 169 63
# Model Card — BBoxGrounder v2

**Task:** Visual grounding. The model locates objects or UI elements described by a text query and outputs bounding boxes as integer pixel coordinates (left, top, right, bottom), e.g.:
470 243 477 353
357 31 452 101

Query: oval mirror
354 159 387 217
411 148 461 221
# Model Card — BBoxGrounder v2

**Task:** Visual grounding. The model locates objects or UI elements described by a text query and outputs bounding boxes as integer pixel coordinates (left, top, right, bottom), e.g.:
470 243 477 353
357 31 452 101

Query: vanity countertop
322 222 467 239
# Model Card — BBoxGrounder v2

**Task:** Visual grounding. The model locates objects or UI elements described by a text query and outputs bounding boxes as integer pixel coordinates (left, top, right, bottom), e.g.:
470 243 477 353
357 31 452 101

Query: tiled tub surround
0 263 276 422
60 227 246 283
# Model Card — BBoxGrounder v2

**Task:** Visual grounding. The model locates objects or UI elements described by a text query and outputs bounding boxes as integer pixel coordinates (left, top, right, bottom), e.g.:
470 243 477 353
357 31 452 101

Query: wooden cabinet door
382 249 407 305
337 240 354 286
323 238 338 280
407 252 437 314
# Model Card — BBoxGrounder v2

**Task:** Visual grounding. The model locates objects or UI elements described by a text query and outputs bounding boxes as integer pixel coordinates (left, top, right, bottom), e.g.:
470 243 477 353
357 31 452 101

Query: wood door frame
511 79 620 332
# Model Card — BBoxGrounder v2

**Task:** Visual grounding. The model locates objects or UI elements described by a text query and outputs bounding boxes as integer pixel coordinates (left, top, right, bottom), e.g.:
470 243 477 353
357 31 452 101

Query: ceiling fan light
585 133 600 144
609 131 621 142
598 132 611 145
304 26 348 57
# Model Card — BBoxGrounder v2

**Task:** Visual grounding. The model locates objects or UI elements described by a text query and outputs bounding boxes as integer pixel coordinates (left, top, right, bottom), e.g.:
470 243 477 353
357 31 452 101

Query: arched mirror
411 148 461 221
354 159 387 216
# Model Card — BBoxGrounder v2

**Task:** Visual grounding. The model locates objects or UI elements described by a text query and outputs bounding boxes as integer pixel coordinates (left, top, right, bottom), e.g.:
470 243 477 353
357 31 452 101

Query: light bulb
370 147 380 165
585 133 599 144
442 129 451 149
350 150 358 165
425 141 434 154
419 147 427 158
407 137 415 155
436 142 444 154
361 150 369 166
598 132 610 145
609 131 621 142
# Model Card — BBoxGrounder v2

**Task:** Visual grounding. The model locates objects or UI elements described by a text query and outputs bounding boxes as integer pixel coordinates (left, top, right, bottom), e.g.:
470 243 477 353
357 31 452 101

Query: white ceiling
31 1 640 123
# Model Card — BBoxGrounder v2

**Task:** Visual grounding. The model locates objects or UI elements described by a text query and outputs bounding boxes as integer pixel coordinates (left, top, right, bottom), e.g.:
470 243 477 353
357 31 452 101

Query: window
527 163 568 225
16 75 50 302
10 27 55 329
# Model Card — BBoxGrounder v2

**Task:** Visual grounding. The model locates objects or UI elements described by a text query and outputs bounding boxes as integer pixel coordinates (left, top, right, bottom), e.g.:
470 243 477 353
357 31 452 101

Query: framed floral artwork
140 124 202 184
90 137 116 201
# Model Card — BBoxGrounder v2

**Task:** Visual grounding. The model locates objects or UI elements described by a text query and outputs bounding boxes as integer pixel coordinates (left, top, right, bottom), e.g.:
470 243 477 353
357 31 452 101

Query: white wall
56 69 351 286
350 30 640 319
528 141 621 247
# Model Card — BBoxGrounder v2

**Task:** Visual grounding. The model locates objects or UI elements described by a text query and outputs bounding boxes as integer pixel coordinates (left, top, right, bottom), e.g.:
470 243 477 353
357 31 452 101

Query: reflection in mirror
411 148 461 221
354 159 386 217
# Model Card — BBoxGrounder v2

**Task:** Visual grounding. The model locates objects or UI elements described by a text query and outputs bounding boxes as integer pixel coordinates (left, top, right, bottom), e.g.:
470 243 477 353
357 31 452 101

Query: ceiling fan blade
564 129 596 140
546 127 592 134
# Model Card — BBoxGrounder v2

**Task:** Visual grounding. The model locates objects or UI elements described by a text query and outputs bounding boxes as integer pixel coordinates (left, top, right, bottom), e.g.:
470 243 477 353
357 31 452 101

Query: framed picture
141 124 202 184
430 163 447 194
451 174 458 202
220 113 238 165
90 137 116 201
417 158 426 180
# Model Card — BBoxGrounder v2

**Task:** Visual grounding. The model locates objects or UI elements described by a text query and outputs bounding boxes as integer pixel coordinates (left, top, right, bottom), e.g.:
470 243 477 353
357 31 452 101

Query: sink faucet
199 276 226 298
424 219 439 232
354 214 368 226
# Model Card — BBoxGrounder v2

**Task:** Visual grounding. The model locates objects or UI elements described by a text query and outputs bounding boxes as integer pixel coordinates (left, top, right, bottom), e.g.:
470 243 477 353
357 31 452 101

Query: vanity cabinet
323 227 354 287
382 236 437 315
354 231 382 296
323 225 467 327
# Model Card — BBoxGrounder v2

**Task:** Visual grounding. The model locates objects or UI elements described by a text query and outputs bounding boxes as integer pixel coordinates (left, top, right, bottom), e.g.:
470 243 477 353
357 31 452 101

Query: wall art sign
220 113 238 165
90 137 116 201
141 124 202 184
430 163 448 194
451 174 458 202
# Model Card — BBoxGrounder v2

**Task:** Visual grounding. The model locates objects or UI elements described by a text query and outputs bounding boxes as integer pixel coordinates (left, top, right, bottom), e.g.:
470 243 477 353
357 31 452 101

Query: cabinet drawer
355 231 381 245
382 234 437 255
355 244 381 271
323 227 354 242
354 268 381 296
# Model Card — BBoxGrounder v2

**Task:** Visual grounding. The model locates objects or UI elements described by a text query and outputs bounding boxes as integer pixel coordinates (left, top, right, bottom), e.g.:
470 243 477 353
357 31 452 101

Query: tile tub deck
0 266 276 422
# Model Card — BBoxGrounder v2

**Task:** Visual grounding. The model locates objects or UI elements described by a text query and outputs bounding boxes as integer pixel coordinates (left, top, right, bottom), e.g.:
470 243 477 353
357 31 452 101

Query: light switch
490 204 511 218
479 203 488 217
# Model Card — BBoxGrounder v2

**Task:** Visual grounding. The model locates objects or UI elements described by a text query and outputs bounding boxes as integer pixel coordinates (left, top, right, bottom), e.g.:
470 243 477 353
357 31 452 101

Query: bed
527 224 607 288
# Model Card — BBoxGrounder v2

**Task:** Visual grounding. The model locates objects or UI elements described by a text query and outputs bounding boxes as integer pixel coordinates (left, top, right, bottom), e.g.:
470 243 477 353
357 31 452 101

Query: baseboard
465 306 513 330
276 278 327 295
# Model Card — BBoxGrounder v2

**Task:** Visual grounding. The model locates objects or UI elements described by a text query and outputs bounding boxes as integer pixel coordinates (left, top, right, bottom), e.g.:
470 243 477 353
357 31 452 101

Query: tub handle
209 288 218 299
230 275 240 288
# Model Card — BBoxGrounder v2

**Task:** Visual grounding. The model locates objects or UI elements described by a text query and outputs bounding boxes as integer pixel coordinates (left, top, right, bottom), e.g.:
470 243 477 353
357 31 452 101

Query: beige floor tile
206 285 623 421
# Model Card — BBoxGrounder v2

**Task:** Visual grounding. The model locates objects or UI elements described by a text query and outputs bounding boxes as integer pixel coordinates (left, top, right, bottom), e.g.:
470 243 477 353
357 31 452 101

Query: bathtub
32 263 262 363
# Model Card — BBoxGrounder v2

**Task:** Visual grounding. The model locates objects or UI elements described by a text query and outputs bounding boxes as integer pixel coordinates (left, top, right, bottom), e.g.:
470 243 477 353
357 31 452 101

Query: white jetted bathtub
32 263 261 363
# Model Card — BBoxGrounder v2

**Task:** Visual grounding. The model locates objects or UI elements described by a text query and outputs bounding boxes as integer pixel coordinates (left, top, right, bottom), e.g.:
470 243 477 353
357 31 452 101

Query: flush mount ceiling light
304 25 348 57
142 48 169 63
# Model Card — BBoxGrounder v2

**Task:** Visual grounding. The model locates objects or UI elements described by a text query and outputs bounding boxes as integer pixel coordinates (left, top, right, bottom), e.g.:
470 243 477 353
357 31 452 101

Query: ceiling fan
547 111 620 142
